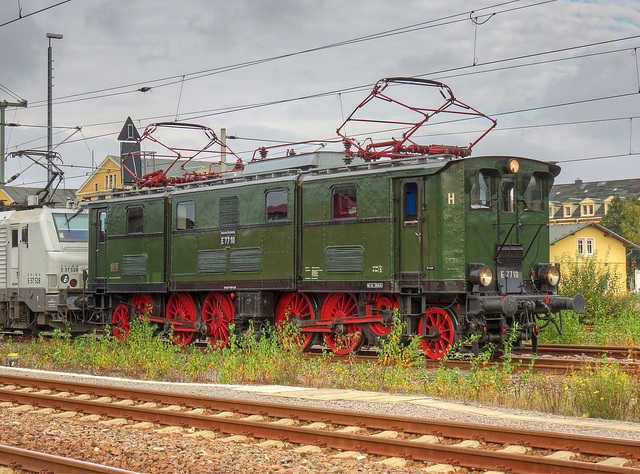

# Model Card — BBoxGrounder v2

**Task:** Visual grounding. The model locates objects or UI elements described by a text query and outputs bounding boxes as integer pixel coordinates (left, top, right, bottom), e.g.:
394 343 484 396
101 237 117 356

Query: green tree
600 196 640 246
600 196 640 285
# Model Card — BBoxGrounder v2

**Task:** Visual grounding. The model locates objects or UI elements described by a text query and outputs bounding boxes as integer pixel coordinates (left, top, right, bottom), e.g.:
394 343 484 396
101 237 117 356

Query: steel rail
0 388 637 473
523 344 640 359
0 443 140 474
1 374 639 460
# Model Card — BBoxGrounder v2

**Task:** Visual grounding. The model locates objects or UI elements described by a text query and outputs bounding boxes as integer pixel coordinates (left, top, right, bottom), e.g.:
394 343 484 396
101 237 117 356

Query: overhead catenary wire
24 0 554 109
0 0 72 28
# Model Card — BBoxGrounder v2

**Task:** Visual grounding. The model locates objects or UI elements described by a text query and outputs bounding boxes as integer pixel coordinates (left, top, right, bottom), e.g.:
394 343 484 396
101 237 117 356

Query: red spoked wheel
418 307 456 359
202 292 234 348
365 293 399 338
321 293 365 355
166 293 197 346
275 293 316 351
131 293 153 316
111 303 130 342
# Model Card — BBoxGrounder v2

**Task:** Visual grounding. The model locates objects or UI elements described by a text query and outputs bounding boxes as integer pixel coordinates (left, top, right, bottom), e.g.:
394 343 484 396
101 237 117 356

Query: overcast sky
1 0 639 189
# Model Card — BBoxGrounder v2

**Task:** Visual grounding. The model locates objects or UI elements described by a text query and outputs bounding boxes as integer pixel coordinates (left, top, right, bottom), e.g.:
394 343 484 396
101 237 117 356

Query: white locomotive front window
53 213 89 242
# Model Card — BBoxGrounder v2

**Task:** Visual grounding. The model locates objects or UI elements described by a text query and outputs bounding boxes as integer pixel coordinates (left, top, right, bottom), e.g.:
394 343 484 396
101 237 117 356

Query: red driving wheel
166 293 197 346
111 303 130 341
418 307 456 359
321 293 365 355
275 292 316 351
202 292 234 348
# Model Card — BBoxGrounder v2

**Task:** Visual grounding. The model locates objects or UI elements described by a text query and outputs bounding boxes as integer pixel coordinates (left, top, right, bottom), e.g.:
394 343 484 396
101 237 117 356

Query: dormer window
563 205 572 218
581 204 594 217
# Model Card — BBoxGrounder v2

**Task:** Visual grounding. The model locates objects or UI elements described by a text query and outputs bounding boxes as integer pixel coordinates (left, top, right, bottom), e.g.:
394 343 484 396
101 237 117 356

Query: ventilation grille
230 248 261 273
122 255 147 276
219 196 239 227
325 246 364 272
198 250 227 274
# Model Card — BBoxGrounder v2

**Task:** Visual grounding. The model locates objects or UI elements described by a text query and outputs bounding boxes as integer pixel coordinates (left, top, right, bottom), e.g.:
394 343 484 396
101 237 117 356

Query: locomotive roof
86 151 559 203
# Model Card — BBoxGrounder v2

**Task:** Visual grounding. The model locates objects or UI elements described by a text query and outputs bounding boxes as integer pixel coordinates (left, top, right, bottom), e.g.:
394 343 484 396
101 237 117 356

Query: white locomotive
0 205 91 334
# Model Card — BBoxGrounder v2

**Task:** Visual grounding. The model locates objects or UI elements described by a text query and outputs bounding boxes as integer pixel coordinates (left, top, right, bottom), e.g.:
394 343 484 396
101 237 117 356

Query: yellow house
550 223 639 294
76 155 122 201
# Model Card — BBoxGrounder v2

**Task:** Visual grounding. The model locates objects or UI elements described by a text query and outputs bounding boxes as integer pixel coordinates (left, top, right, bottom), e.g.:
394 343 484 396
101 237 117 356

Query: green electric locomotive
84 150 584 358
82 78 584 358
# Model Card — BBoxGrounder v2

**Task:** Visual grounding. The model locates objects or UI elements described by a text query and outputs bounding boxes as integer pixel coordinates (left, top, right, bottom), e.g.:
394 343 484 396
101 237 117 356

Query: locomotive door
94 208 108 287
398 179 424 285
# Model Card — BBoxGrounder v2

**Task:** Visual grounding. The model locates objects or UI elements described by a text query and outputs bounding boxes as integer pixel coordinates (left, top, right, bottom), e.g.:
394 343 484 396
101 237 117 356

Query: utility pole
47 32 63 184
0 99 28 187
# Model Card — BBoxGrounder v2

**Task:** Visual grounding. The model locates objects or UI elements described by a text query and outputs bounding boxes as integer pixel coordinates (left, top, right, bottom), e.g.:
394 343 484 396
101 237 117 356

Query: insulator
259 147 268 160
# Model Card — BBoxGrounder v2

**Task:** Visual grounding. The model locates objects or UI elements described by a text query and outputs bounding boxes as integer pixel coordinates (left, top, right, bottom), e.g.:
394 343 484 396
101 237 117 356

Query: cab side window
470 171 491 209
524 174 544 212
176 201 195 230
98 211 107 243
127 206 143 234
404 182 418 221
332 184 357 219
266 189 288 221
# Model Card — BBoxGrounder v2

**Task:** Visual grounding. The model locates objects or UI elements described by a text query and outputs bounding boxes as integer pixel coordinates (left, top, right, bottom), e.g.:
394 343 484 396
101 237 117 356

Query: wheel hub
334 324 348 336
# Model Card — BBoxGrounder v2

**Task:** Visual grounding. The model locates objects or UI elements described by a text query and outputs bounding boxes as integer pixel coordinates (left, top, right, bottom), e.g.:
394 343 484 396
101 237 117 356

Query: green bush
558 252 624 326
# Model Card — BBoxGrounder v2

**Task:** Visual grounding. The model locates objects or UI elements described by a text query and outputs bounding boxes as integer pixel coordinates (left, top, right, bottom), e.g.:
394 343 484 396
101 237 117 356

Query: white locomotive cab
0 207 88 332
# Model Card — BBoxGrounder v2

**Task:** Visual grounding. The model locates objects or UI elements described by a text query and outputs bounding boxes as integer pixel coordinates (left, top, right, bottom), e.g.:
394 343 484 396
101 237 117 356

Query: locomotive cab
0 206 90 334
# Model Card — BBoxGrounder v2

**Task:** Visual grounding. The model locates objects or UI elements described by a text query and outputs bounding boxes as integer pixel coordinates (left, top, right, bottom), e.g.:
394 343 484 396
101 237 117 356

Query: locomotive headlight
503 158 520 174
538 264 561 286
470 264 493 287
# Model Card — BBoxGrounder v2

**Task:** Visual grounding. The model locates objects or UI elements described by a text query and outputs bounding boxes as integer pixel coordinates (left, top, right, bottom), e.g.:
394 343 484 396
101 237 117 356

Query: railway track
309 343 640 374
0 443 138 474
522 343 640 359
0 373 639 473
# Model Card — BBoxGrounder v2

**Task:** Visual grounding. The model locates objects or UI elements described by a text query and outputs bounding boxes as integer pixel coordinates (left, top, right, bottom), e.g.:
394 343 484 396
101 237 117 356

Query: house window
581 204 594 217
126 206 144 234
176 201 195 230
332 184 357 219
577 237 595 256
586 238 594 255
266 189 288 221
549 206 555 218
563 205 572 218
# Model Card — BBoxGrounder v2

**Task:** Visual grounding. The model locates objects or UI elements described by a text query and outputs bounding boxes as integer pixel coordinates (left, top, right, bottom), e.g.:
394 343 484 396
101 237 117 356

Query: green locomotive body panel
169 178 297 291
299 172 394 291
89 193 168 293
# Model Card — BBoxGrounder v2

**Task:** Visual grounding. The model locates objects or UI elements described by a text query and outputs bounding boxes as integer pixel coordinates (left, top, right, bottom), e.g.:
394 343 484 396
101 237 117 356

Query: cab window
266 189 288 221
524 175 544 212
470 171 491 209
176 201 195 230
404 182 418 221
127 206 144 234
53 213 89 242
332 184 357 219
501 181 515 213
98 211 107 243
